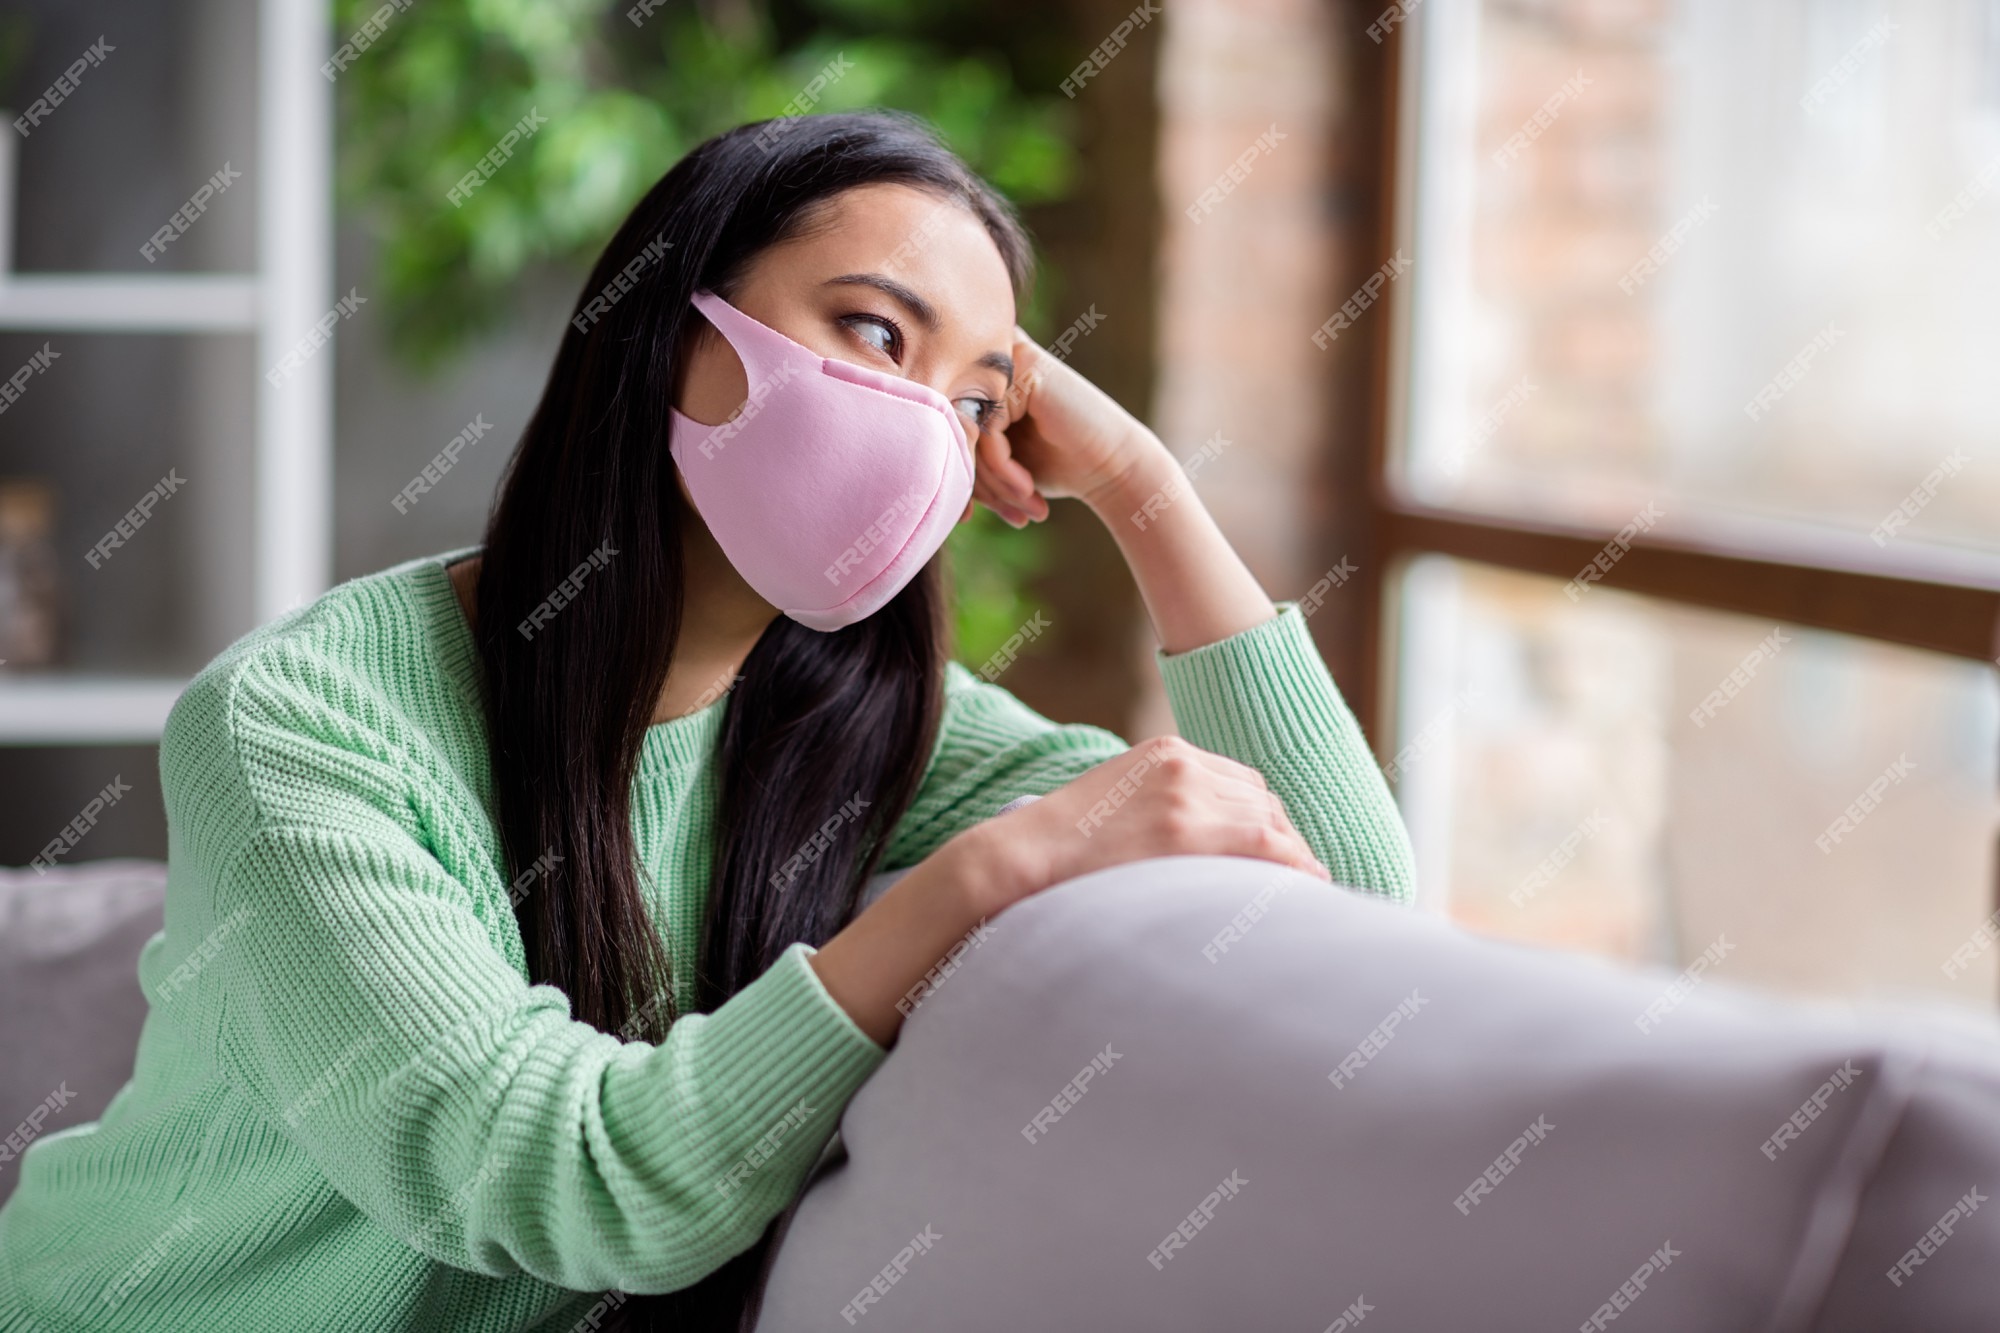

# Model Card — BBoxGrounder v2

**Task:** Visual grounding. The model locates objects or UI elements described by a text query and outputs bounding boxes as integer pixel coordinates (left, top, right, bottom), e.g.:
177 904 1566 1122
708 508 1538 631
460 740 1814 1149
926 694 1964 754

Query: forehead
756 182 1017 347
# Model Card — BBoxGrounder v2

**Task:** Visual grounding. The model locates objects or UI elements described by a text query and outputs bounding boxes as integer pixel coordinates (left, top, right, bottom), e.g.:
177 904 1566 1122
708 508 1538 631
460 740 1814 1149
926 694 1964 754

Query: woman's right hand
810 736 1328 1047
965 735 1331 917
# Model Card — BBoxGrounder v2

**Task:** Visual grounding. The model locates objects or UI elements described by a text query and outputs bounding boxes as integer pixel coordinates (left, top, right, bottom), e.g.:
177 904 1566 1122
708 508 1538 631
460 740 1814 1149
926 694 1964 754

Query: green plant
332 0 1073 659
0 13 33 93
333 0 1075 364
946 504 1050 669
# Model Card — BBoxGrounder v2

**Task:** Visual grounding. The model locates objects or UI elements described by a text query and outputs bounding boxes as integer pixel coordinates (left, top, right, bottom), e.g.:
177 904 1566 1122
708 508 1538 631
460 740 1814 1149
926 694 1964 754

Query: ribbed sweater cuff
706 940 885 1087
640 943 885 1178
1153 600 1359 762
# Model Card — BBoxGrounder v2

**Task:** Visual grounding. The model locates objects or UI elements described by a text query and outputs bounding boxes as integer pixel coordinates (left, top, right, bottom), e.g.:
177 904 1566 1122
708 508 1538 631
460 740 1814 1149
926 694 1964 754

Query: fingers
1220 818 1331 881
975 422 1035 496
1003 328 1063 422
1261 796 1330 880
1129 737 1329 881
1196 786 1328 880
1222 785 1310 848
1135 735 1268 791
972 472 1031 527
1002 344 1037 421
972 423 1046 527
1053 737 1331 885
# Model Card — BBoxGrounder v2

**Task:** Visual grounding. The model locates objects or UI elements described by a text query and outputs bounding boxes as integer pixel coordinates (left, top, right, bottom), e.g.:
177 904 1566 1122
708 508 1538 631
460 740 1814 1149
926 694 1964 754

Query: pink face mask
667 289 975 632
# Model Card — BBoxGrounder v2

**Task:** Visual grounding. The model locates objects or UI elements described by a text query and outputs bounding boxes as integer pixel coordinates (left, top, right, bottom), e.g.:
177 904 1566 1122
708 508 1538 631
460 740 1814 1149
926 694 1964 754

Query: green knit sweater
0 545 1413 1333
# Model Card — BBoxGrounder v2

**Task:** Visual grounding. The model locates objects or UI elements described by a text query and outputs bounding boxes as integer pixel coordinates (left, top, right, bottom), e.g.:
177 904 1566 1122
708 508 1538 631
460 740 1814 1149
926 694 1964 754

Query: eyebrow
975 350 1015 386
824 272 1014 386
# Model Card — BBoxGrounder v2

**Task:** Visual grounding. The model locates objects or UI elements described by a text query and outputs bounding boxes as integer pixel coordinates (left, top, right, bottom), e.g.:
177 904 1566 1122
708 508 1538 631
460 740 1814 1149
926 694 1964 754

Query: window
1358 0 2000 1009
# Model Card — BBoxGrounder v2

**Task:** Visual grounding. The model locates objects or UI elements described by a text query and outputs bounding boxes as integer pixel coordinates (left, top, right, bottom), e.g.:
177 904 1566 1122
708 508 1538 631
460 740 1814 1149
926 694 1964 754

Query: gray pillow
755 854 2000 1331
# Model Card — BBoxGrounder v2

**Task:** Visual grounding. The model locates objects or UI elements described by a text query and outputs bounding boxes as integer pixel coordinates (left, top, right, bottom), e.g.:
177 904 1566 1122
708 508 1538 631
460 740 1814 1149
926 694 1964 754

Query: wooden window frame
1314 7 2000 962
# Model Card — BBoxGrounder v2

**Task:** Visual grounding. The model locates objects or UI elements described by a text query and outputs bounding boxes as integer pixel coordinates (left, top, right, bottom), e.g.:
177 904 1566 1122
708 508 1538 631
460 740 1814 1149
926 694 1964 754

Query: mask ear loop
688 289 812 393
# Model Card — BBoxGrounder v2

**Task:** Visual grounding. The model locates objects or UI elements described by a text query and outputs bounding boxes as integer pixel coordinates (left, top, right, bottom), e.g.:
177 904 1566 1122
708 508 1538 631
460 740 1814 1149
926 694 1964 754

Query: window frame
1323 5 2000 981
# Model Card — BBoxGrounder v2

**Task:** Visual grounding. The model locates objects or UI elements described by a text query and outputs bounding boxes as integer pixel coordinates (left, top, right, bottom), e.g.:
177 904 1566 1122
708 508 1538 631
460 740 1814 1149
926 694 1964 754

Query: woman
0 111 1413 1332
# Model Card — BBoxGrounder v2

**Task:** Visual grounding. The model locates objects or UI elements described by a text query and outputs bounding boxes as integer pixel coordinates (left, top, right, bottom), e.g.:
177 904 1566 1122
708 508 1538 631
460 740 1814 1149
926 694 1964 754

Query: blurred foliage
330 0 1081 663
945 505 1050 672
0 14 31 92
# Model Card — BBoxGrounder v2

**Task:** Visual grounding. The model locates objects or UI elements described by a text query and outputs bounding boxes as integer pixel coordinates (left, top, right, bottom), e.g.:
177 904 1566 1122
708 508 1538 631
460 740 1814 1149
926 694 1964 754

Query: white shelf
0 0 330 759
0 676 187 745
0 274 260 331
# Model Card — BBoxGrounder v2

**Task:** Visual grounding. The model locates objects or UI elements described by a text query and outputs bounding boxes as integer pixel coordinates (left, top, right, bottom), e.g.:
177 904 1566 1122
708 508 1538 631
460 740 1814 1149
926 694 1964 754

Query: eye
954 396 1002 433
839 312 903 362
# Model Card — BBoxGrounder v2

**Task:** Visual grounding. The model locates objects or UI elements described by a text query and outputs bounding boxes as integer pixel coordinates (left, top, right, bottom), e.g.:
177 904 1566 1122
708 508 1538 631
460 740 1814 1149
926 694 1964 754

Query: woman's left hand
970 324 1167 528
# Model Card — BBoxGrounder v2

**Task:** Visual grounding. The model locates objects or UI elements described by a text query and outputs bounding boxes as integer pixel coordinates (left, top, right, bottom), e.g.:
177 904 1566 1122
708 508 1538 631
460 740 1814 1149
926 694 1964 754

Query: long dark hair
467 111 1033 1329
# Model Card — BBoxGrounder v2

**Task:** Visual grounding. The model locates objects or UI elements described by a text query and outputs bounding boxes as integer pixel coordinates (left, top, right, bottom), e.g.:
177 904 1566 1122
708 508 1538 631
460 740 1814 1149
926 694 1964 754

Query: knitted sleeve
157 641 885 1295
884 600 1415 903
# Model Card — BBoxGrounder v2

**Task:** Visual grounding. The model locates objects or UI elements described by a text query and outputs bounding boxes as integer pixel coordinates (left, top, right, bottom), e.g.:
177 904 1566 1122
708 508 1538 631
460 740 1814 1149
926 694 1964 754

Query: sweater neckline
412 544 730 773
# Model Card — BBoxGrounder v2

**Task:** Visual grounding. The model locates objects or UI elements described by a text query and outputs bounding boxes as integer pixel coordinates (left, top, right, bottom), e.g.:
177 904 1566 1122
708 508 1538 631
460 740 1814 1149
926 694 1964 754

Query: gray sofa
755 855 2000 1332
0 858 167 1208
